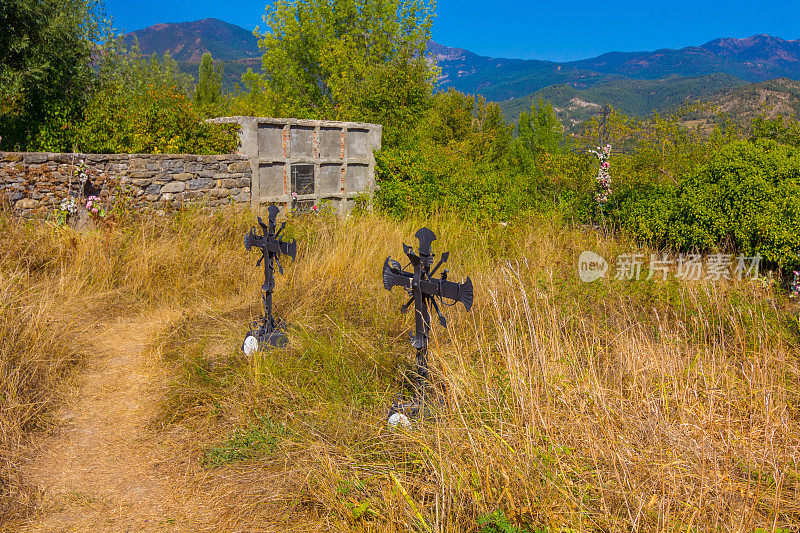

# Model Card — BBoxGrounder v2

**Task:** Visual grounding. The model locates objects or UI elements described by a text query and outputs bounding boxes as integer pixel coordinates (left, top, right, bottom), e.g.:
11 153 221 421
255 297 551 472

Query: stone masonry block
227 161 250 173
23 153 48 164
187 178 213 190
161 182 186 194
128 171 154 179
16 198 38 209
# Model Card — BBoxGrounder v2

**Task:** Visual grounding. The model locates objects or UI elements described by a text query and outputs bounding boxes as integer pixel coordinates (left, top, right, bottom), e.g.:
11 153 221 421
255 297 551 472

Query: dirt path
19 312 225 532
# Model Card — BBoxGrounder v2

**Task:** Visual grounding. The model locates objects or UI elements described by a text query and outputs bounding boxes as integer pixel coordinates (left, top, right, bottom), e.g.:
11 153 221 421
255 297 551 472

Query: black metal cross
243 205 297 352
382 227 473 420
582 103 633 155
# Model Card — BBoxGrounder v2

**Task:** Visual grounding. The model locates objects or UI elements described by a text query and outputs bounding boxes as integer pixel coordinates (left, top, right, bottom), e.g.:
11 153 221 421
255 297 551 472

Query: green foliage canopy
75 42 238 154
250 0 436 147
0 0 105 151
376 90 539 220
613 138 800 270
751 115 800 147
507 97 567 176
517 97 564 156
194 52 224 117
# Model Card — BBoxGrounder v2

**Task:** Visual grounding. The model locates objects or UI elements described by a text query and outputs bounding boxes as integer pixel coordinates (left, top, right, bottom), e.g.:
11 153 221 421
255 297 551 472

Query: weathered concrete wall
211 116 382 214
0 152 251 217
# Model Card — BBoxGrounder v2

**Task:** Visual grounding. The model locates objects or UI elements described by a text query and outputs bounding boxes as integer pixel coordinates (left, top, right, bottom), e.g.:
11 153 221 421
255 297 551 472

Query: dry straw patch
0 208 257 527
1 209 799 531
150 212 800 531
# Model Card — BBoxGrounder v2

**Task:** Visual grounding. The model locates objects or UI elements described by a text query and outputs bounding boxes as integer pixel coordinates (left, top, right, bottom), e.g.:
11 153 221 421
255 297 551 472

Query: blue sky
104 0 800 62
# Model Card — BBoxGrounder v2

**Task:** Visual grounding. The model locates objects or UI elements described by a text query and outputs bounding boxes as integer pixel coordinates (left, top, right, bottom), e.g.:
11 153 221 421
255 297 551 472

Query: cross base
243 318 288 354
387 382 443 423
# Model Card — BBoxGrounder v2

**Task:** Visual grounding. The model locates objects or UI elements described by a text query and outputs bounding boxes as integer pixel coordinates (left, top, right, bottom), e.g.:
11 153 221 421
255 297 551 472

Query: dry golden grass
151 211 800 531
0 208 256 527
2 208 799 531
0 219 89 525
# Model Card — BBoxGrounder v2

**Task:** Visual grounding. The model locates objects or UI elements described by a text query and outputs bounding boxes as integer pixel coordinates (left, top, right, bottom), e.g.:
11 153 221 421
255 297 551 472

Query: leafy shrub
74 43 238 155
203 418 284 467
78 84 238 154
477 510 535 533
613 139 800 270
374 144 528 221
374 89 548 221
751 115 800 147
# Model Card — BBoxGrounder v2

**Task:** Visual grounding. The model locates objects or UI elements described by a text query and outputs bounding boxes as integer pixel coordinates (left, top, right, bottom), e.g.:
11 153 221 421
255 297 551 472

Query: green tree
506 97 565 176
75 41 237 155
424 89 477 146
249 0 436 147
517 97 564 156
0 0 105 151
474 97 512 166
194 52 224 117
422 89 511 166
751 114 800 147
579 104 634 151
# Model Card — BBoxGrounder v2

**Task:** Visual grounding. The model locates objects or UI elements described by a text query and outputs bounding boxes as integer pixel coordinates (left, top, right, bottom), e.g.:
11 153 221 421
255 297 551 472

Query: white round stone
243 335 259 356
388 412 411 429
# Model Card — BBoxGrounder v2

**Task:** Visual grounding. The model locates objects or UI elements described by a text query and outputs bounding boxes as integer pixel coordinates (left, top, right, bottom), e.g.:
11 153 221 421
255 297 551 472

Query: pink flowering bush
85 195 105 219
590 144 612 207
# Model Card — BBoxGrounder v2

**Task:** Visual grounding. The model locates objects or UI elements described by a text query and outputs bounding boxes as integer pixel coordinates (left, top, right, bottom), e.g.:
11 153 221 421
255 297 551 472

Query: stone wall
0 151 251 217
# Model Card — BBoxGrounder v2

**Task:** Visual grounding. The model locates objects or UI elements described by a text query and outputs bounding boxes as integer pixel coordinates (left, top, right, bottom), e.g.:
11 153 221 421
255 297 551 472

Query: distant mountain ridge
121 19 800 121
432 34 800 102
122 18 260 62
497 73 750 129
122 18 261 89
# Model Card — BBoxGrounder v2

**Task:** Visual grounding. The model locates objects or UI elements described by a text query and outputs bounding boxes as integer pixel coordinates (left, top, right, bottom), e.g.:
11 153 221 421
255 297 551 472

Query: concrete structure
212 117 382 214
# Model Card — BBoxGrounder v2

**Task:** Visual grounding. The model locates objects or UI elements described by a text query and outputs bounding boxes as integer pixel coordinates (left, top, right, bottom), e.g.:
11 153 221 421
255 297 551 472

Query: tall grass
152 211 800 531
2 209 798 530
0 276 84 523
0 207 257 524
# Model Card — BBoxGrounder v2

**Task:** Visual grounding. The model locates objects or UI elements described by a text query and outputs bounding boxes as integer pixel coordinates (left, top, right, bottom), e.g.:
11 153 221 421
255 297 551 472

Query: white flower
60 197 77 214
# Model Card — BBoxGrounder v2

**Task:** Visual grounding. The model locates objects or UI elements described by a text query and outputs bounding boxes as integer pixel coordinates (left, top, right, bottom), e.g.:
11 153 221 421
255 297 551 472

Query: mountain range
432 34 800 101
122 18 800 123
121 18 262 90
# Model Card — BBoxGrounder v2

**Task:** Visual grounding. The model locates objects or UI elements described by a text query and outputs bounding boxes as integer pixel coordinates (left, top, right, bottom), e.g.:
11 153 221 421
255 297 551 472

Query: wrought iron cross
242 205 297 352
591 103 633 155
382 227 473 420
